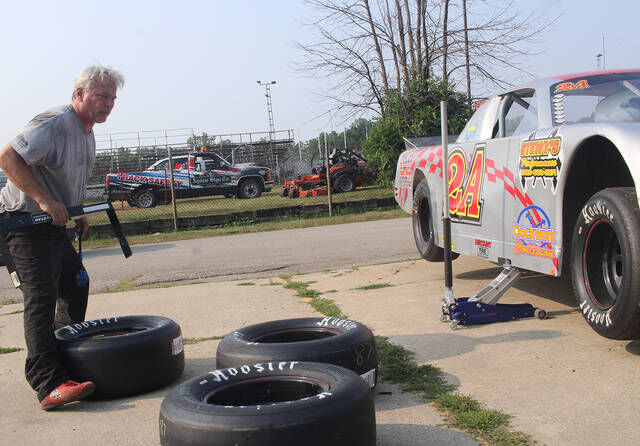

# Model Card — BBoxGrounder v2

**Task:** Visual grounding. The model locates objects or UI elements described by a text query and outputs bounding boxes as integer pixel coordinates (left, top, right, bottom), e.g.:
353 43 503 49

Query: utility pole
257 81 277 141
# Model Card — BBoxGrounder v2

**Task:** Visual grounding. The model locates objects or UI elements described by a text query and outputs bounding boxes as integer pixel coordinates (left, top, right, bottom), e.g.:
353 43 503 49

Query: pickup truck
106 150 273 208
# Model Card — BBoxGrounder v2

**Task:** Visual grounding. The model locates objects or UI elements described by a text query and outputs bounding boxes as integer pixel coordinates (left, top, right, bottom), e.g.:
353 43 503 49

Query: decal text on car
519 137 562 191
448 145 485 223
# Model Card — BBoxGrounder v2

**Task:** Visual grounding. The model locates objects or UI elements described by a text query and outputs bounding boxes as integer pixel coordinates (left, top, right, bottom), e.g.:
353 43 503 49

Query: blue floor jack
437 102 546 330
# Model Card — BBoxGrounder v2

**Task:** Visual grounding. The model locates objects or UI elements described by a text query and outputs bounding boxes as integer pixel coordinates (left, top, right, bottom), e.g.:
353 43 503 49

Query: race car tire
216 317 378 388
158 361 376 446
133 188 157 208
334 174 356 193
55 315 185 398
281 187 289 197
570 187 640 339
238 178 262 199
289 188 299 198
413 180 448 261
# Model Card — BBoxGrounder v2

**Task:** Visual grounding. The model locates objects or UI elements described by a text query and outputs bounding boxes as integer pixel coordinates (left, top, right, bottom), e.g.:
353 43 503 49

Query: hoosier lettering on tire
216 317 378 388
55 315 185 398
158 361 376 446
570 188 640 339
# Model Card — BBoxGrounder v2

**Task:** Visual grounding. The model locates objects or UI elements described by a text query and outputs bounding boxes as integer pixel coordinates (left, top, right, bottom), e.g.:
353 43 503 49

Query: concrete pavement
1 255 639 445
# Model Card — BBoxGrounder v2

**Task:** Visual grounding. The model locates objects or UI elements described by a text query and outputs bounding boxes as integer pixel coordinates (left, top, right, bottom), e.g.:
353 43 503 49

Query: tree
297 0 556 120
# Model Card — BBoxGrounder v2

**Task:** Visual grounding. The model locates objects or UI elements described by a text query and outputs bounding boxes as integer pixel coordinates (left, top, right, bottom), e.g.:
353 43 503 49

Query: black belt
0 201 132 288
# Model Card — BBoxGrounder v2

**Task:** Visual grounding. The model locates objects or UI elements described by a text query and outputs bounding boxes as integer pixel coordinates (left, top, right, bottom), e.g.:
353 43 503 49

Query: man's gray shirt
0 105 95 213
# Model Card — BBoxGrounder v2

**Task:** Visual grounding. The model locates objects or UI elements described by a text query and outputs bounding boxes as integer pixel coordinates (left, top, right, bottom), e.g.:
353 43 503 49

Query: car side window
503 91 538 137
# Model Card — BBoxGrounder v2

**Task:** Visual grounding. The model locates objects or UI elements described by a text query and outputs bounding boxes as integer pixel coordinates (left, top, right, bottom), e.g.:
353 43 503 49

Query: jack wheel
440 313 449 322
449 320 459 330
535 308 548 320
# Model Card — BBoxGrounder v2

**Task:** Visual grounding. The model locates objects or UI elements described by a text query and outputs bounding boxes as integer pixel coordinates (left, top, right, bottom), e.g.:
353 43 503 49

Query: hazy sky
1 0 638 149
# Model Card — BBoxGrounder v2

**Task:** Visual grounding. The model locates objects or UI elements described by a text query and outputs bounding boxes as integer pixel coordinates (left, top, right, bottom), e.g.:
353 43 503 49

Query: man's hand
39 199 69 226
74 216 89 238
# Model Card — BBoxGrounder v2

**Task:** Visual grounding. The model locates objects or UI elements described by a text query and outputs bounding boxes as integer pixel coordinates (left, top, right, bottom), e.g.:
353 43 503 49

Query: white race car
394 69 640 339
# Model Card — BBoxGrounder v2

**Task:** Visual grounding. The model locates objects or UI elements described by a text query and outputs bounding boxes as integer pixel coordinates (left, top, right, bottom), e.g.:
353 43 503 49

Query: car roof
501 69 640 96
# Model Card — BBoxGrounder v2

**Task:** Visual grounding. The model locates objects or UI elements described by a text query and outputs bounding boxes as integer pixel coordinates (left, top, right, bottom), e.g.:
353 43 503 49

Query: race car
394 69 640 339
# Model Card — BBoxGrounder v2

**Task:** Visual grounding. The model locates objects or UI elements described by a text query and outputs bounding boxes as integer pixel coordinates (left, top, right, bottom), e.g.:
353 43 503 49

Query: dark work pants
3 223 88 401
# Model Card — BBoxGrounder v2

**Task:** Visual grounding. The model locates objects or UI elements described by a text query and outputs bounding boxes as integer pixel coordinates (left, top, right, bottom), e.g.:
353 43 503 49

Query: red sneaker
40 380 95 411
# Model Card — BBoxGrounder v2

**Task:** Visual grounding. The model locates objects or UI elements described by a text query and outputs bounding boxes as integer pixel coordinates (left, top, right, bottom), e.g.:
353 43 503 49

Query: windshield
550 73 640 125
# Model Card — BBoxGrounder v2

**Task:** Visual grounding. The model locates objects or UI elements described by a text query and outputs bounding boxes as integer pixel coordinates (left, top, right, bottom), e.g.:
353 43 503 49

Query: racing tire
216 317 378 388
412 180 458 262
238 178 262 199
158 362 376 446
133 188 157 208
570 187 640 339
280 187 289 197
334 174 356 193
289 188 299 198
55 315 185 398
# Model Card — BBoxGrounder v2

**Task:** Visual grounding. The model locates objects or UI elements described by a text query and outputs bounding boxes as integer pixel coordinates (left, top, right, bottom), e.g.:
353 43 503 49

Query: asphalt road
0 217 417 301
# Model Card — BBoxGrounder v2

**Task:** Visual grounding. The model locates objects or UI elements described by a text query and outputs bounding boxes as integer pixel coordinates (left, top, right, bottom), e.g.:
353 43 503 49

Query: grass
376 335 532 445
278 274 347 318
98 275 207 294
236 282 255 286
355 283 393 290
0 347 22 354
274 272 532 446
85 187 395 226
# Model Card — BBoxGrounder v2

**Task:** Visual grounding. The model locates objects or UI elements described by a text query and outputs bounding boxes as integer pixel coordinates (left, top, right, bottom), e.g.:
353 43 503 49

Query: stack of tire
54 315 185 398
159 317 378 446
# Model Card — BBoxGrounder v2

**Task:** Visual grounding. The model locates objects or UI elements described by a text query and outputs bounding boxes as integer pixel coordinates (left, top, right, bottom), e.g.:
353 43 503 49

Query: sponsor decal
172 336 183 355
464 125 477 141
513 205 556 259
554 80 589 94
475 239 491 258
316 317 358 331
519 137 562 191
117 172 184 187
65 317 119 335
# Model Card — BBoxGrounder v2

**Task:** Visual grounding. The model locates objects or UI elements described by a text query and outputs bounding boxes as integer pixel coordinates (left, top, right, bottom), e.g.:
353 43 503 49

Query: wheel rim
137 191 153 207
584 219 622 309
243 182 258 198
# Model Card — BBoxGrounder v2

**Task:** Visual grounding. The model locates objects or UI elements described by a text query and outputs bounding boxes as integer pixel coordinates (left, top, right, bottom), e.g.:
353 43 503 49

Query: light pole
257 80 276 141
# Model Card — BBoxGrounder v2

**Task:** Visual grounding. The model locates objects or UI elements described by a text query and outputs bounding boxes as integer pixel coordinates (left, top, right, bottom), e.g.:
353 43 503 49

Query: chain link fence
86 129 394 229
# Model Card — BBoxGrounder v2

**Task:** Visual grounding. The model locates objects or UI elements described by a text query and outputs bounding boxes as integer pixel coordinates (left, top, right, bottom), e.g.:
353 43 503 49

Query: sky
1 0 639 149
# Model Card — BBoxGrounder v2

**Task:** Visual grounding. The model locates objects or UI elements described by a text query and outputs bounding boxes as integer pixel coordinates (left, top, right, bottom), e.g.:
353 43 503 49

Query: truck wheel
216 317 377 388
238 178 262 199
134 189 157 208
413 180 446 261
55 315 185 398
571 187 640 339
334 174 355 193
158 362 376 446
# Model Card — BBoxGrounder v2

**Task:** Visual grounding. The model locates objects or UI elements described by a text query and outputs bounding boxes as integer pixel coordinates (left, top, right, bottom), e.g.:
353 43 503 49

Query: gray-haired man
0 65 124 410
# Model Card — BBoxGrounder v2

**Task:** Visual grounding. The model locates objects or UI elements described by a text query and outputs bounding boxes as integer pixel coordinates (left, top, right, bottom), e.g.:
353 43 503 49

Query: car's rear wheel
133 189 157 208
238 178 262 199
571 187 640 339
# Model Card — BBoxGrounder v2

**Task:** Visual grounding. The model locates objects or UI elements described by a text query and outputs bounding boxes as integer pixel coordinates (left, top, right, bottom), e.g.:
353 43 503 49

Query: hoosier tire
158 361 376 446
571 187 640 339
216 317 378 388
55 315 185 398
412 180 459 262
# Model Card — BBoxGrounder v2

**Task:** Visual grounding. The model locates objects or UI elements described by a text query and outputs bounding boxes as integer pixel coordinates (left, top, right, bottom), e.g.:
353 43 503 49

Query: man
0 65 124 410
